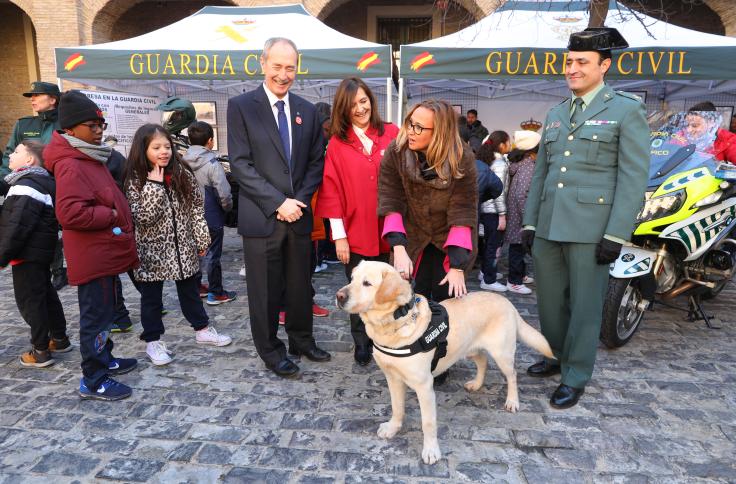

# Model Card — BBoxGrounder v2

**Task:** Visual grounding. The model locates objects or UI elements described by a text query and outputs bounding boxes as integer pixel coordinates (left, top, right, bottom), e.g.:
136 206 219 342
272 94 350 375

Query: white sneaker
507 282 532 295
523 275 534 284
497 272 504 280
196 326 232 347
146 341 173 366
478 271 484 282
480 281 508 292
239 265 246 277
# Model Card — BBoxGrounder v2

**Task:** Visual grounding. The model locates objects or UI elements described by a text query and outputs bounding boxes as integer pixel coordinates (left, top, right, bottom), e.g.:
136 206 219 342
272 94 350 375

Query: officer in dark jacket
1 82 61 182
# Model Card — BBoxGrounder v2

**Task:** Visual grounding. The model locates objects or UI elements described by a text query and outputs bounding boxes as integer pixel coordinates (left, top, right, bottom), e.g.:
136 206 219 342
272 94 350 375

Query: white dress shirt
262 82 292 156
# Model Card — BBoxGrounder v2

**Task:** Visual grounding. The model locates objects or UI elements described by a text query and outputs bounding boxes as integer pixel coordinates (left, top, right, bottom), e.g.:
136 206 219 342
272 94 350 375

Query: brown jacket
378 142 478 270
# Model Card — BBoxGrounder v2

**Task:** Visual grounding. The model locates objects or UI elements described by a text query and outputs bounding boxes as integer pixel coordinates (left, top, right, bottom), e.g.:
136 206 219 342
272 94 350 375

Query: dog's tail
516 314 555 359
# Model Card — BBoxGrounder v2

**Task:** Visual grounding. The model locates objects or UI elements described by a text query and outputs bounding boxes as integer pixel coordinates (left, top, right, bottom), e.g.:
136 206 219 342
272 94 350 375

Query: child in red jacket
45 91 140 401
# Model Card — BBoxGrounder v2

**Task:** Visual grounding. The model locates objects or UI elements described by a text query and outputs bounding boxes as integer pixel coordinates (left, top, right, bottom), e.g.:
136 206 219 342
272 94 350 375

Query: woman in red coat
316 77 398 365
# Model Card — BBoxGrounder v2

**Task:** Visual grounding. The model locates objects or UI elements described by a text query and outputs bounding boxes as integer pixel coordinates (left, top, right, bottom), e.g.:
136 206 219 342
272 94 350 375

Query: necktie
275 100 290 165
571 97 585 127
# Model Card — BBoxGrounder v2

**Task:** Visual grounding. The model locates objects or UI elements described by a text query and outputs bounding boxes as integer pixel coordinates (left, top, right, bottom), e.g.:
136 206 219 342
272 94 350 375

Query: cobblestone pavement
1 228 735 483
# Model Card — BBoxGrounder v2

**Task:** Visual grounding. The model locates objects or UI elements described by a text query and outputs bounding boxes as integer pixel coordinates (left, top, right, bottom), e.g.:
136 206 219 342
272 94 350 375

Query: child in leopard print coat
125 124 232 366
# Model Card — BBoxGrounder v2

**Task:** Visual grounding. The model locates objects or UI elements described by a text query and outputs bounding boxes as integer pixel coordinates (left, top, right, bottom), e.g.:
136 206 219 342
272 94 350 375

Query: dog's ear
375 268 405 306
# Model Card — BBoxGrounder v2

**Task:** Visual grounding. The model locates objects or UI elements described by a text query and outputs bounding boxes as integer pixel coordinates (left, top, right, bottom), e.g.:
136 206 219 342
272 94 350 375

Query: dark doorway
377 17 432 51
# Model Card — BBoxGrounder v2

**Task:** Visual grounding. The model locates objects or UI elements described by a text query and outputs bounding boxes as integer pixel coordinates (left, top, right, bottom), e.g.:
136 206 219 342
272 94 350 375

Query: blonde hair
395 99 464 180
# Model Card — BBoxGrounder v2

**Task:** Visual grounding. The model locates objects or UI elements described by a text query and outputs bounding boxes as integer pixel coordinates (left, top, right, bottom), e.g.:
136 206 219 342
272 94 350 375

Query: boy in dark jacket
0 140 71 367
182 121 236 305
45 91 140 401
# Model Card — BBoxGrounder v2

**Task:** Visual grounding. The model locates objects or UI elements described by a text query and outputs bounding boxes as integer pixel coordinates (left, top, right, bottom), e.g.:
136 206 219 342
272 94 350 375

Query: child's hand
147 165 164 182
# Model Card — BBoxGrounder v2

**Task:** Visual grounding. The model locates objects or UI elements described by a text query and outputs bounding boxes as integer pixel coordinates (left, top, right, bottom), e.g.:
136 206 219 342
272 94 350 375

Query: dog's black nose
336 288 348 308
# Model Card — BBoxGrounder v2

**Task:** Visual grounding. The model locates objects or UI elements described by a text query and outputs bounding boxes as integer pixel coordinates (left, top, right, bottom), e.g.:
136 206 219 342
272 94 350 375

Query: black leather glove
521 229 535 255
595 238 622 265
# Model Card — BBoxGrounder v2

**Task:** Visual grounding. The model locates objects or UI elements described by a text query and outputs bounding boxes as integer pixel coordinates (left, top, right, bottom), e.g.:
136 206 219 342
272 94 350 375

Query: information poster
82 90 161 156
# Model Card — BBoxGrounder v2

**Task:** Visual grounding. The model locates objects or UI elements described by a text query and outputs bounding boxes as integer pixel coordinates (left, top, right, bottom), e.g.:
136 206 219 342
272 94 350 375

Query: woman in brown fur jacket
378 99 478 302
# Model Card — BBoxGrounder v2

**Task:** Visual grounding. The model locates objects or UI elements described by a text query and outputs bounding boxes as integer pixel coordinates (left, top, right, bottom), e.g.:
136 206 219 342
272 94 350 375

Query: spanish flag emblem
410 51 436 72
64 53 86 72
356 51 381 72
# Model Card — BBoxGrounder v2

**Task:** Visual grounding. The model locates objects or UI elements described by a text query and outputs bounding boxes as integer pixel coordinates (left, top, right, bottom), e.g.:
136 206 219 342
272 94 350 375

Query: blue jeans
78 276 116 389
480 213 504 284
138 273 209 343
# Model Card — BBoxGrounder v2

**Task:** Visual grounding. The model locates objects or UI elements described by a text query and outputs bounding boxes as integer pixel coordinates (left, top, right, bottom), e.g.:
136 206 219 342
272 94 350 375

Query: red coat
714 128 736 164
44 131 139 285
316 123 399 257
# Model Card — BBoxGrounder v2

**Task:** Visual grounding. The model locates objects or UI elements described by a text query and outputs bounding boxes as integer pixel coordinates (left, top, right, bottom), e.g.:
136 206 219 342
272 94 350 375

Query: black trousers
137 273 209 343
507 243 527 285
78 276 116 389
344 252 390 347
12 261 67 350
243 222 314 366
414 244 451 302
113 274 132 325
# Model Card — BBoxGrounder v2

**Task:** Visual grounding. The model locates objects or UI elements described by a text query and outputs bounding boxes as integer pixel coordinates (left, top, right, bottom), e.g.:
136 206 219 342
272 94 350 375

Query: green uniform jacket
1 109 60 177
523 85 650 243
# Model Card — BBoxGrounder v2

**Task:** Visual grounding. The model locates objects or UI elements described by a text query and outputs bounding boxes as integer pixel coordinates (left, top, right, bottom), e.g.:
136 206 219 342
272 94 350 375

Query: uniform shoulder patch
615 91 644 103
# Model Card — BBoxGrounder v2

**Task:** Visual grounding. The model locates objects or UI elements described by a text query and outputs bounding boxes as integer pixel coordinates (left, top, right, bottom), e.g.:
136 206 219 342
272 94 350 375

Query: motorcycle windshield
648 111 720 189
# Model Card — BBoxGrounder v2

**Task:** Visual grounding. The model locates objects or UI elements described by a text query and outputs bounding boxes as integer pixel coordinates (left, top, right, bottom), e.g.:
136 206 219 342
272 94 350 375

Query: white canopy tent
55 5 395 150
398 0 736 122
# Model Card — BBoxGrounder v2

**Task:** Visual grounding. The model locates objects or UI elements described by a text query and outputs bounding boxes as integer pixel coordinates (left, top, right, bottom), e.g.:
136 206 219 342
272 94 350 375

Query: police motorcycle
601 111 736 348
157 97 238 228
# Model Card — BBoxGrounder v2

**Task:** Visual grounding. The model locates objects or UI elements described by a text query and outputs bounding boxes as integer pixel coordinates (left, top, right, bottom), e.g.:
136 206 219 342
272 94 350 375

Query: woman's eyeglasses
408 120 433 135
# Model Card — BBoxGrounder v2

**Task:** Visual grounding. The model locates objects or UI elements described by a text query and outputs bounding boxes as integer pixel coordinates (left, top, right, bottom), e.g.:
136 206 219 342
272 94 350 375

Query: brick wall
0 4 34 148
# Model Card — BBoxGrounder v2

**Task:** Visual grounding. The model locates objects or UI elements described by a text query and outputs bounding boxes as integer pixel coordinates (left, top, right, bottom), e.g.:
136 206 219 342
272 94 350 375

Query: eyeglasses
80 122 108 131
408 120 433 135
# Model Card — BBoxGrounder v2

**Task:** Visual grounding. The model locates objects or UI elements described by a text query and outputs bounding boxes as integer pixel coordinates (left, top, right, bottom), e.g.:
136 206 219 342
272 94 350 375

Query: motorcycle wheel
600 277 646 348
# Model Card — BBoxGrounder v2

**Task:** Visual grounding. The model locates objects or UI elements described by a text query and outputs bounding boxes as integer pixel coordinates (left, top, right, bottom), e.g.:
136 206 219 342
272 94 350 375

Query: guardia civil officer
521 28 650 409
1 82 61 183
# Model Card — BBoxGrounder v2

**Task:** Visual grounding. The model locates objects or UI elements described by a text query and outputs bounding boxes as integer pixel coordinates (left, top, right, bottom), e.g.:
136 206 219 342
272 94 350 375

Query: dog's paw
377 421 401 439
504 398 519 413
464 380 482 392
421 441 442 465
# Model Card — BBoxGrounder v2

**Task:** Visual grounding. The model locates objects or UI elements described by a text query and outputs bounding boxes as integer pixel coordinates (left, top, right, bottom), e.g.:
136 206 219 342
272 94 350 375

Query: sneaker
48 337 73 353
52 268 68 291
239 265 246 277
110 321 133 333
312 304 329 317
146 340 174 366
199 284 209 298
497 272 504 280
523 275 535 285
108 357 138 376
19 349 55 368
79 377 132 401
477 271 484 282
195 326 232 347
206 290 237 306
279 311 286 325
480 281 508 292
507 283 532 295
314 263 328 273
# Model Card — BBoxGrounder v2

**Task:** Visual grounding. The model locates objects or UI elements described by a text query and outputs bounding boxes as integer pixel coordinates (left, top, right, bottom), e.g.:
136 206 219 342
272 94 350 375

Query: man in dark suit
227 38 330 378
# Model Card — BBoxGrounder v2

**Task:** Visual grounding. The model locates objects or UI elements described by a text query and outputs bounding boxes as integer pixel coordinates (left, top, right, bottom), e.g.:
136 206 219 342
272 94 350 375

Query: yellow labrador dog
336 261 553 464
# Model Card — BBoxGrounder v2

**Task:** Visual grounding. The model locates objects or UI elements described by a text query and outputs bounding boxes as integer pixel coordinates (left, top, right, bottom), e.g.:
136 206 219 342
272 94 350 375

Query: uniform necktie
275 100 290 165
571 97 585 127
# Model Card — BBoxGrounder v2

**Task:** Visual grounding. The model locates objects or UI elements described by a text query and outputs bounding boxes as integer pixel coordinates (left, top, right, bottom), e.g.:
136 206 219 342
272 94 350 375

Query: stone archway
310 0 488 22
91 0 237 44
0 1 40 143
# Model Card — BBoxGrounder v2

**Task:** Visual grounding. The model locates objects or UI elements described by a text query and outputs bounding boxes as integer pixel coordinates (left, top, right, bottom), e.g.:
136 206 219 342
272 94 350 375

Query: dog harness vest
373 296 450 372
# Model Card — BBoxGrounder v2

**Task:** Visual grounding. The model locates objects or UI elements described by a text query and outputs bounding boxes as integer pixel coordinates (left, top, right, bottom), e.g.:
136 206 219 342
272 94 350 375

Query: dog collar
374 300 450 372
393 294 419 320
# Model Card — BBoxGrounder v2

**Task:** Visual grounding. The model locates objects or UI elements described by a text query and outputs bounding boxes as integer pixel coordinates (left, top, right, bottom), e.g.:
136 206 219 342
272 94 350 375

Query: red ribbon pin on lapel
295 113 302 125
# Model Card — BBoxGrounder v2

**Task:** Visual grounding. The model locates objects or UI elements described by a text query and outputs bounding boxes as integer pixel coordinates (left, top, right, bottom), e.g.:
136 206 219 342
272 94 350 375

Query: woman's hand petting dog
392 245 413 280
440 268 467 298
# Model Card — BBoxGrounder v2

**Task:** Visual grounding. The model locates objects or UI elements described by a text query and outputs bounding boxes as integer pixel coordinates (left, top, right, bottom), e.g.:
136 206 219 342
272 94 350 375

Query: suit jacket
523 85 650 243
227 85 325 237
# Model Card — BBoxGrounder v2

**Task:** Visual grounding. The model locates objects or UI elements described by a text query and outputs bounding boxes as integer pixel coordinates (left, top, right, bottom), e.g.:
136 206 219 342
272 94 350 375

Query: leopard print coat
126 170 210 282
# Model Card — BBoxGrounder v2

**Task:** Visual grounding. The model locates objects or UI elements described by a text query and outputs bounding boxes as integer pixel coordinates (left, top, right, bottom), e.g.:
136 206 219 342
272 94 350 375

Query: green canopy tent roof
54 4 394 118
397 0 736 119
